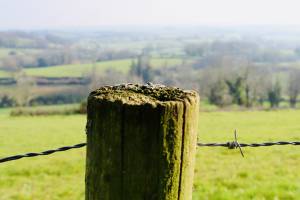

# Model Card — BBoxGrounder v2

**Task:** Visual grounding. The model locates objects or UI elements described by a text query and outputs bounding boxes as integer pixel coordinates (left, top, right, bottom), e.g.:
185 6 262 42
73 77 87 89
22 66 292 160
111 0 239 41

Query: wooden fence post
85 83 199 200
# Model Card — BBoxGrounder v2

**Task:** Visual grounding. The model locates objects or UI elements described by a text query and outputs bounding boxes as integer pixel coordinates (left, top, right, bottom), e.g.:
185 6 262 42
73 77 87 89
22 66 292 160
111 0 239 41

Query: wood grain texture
85 84 199 200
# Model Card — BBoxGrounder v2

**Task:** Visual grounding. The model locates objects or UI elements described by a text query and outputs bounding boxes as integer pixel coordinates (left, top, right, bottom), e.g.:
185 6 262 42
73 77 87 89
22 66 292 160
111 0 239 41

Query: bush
208 80 232 107
268 80 282 108
29 94 84 106
78 101 87 114
10 107 80 116
0 95 16 108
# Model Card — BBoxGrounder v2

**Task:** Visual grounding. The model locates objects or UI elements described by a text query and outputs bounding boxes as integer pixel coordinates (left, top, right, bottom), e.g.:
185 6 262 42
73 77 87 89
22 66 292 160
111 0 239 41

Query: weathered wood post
85 83 199 200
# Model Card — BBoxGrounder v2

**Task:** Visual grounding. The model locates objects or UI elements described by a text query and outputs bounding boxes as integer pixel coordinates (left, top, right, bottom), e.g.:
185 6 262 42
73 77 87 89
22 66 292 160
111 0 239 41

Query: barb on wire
233 130 244 157
198 130 245 157
197 130 300 157
0 143 86 164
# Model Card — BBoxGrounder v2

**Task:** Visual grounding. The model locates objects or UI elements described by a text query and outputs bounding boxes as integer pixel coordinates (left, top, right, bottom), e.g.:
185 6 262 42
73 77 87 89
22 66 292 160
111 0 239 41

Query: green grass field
0 70 10 78
24 58 183 77
1 108 300 199
0 58 184 78
0 48 42 59
24 59 132 77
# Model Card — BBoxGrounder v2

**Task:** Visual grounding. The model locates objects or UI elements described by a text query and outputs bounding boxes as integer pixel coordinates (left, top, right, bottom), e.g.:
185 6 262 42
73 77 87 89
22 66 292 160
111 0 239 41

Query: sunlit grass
22 58 184 78
0 70 10 78
194 110 300 200
0 57 186 78
1 109 300 199
24 59 132 77
0 114 86 200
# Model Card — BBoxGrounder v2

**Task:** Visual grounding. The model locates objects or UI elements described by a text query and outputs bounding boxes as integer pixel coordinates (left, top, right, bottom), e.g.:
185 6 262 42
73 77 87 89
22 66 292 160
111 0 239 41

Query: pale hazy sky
0 0 300 29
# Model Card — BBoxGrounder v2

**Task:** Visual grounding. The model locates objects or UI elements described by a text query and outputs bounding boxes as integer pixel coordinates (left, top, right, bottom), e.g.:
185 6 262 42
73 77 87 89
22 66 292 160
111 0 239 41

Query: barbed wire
1 131 300 163
197 141 300 148
0 143 86 164
198 141 300 157
197 130 300 157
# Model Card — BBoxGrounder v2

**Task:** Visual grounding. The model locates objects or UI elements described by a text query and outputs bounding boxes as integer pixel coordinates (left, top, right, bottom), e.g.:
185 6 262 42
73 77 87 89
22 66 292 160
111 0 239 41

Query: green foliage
208 80 231 107
226 77 246 106
289 95 298 108
29 93 84 106
268 80 282 108
288 70 300 108
244 84 256 108
10 104 82 116
78 101 87 114
0 95 16 108
208 76 252 107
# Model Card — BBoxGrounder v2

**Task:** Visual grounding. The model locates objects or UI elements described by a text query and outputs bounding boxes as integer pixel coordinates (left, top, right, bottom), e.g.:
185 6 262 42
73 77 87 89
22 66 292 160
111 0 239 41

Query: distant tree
294 47 300 57
9 51 16 56
142 63 153 83
142 45 154 55
37 57 48 67
225 76 246 106
151 64 201 92
87 63 99 91
0 95 16 108
130 55 153 83
243 66 268 107
288 70 300 108
267 80 282 108
255 70 272 106
208 80 232 107
1 56 21 72
96 49 136 61
86 63 130 91
14 71 36 106
184 44 205 57
130 59 139 77
97 69 129 86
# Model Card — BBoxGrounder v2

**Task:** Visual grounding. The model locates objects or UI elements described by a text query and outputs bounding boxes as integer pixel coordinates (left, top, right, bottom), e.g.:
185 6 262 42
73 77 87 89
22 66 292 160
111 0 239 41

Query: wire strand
197 141 300 147
0 143 86 163
1 140 300 164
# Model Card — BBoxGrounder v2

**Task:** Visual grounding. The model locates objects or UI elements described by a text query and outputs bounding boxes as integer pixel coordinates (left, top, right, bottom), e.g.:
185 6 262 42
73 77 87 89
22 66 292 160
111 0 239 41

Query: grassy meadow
0 70 10 78
1 108 300 199
0 57 184 78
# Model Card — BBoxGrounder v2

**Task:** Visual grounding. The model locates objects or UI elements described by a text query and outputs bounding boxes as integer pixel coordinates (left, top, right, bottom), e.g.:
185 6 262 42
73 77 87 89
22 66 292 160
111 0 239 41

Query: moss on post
85 83 199 200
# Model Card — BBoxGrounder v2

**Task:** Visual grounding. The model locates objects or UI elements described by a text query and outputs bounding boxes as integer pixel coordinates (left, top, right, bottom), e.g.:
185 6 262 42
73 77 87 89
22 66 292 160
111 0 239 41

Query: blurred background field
1 106 300 200
2 27 300 111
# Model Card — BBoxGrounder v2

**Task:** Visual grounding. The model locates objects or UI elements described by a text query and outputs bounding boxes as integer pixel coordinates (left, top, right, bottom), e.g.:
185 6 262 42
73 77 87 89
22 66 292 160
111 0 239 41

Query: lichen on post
85 83 199 200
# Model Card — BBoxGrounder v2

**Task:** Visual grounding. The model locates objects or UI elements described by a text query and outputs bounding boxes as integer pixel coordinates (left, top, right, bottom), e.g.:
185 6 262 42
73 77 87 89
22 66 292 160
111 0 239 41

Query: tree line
126 54 300 109
3 54 300 109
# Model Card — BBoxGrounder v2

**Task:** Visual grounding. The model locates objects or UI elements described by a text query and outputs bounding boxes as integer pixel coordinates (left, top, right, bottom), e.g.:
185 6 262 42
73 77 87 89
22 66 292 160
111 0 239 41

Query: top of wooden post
88 83 198 106
86 83 200 200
